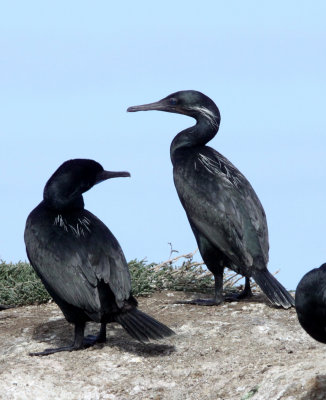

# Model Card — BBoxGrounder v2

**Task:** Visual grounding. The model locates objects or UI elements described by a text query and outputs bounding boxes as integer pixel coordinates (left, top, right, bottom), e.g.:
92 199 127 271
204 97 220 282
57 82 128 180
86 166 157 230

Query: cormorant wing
25 207 131 315
173 147 269 269
85 210 132 307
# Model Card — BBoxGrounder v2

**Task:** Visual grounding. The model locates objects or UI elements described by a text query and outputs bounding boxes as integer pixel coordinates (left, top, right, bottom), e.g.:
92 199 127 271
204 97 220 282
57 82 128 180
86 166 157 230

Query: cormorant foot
84 333 106 345
225 291 253 302
225 277 253 302
29 334 105 356
29 344 82 356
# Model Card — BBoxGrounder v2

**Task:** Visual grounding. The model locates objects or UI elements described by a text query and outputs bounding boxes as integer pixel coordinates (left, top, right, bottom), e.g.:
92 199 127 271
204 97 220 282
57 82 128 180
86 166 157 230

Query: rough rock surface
0 291 325 400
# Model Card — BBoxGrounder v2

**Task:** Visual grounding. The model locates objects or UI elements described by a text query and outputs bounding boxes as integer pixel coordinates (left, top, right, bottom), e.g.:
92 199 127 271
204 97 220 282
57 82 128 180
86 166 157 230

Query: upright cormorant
24 159 174 356
295 264 326 343
128 90 294 308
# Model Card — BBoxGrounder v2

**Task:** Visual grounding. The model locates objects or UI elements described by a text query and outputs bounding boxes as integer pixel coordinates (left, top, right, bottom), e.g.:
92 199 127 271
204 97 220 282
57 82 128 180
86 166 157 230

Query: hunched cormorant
128 90 294 308
24 159 174 356
295 264 326 343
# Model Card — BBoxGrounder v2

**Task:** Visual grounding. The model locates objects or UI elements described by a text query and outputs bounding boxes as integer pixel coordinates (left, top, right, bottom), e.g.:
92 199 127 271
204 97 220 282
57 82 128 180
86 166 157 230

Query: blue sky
1 1 325 290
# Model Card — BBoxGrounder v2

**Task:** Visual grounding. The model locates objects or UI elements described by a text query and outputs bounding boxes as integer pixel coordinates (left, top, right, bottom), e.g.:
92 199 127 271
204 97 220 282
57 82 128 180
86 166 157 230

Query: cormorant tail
115 309 175 342
252 269 294 309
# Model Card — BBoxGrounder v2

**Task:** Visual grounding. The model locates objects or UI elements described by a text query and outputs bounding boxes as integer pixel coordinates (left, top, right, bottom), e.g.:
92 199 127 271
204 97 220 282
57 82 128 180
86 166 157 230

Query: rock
0 291 322 400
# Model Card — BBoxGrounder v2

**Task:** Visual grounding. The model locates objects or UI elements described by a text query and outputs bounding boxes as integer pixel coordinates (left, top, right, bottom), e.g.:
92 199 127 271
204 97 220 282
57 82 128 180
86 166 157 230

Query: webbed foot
29 344 82 356
225 277 253 301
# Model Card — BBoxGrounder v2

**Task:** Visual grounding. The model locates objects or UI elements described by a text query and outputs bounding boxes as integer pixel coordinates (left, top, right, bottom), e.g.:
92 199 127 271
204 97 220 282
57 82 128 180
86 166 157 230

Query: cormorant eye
169 98 177 106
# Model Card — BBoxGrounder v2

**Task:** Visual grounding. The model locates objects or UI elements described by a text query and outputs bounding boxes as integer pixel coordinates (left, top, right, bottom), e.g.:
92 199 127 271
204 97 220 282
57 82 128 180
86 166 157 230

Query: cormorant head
43 159 130 210
127 90 220 129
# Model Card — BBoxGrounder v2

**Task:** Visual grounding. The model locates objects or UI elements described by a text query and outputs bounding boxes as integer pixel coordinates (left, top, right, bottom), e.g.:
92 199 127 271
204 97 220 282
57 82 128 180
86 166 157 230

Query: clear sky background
1 1 325 290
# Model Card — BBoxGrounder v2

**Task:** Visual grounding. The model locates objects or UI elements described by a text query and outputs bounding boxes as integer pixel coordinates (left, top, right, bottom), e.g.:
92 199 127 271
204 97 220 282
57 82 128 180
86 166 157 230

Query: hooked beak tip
114 171 131 178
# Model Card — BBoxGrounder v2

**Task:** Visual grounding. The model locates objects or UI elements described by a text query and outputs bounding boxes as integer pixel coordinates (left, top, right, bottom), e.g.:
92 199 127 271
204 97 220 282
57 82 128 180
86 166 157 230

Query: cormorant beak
127 99 173 113
95 170 131 185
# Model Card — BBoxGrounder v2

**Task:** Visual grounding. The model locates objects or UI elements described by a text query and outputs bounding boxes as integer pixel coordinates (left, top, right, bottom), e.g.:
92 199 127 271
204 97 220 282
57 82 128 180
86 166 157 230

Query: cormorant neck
170 116 219 165
43 184 85 211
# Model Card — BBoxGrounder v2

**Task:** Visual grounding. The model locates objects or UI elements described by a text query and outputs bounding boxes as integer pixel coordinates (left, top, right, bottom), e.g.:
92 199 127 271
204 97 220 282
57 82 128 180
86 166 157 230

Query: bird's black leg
176 263 224 306
84 322 107 345
29 322 86 356
175 226 227 306
238 277 253 299
225 276 253 301
213 270 224 304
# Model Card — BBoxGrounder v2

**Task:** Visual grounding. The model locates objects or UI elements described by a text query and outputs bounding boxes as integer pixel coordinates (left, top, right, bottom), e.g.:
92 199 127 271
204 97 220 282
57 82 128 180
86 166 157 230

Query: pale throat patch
53 215 91 238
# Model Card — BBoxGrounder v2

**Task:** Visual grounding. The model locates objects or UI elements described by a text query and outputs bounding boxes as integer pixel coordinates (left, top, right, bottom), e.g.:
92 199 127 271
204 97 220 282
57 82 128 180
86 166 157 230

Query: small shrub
0 251 245 306
0 260 50 306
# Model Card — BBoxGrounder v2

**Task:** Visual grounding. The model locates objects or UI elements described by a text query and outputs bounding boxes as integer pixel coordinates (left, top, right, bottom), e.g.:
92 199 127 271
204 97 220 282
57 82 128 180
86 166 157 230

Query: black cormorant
127 90 294 308
24 159 174 356
295 264 326 343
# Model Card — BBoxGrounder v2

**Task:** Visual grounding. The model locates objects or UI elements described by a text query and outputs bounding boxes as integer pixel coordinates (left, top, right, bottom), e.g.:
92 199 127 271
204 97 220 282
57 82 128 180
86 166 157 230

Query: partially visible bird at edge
295 264 326 343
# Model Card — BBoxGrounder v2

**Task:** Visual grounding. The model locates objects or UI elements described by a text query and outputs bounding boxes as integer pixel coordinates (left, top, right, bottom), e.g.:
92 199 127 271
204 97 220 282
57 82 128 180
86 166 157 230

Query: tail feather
120 313 151 342
127 311 168 337
115 309 175 342
252 269 294 309
126 311 170 341
127 310 175 340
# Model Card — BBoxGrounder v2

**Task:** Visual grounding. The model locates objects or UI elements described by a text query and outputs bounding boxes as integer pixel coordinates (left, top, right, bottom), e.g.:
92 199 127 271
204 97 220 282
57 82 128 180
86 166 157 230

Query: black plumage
24 159 174 356
295 264 326 343
128 90 294 308
0 305 13 310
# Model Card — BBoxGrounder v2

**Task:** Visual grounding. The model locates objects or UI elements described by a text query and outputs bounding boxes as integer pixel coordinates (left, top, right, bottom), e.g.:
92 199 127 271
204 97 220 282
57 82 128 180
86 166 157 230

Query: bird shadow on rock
32 318 72 346
224 289 295 310
177 289 274 307
224 290 270 304
31 318 175 357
